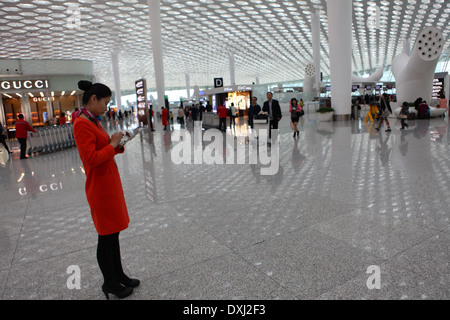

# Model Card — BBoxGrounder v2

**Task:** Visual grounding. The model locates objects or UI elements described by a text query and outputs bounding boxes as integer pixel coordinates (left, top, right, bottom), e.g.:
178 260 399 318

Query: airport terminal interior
1 0 450 301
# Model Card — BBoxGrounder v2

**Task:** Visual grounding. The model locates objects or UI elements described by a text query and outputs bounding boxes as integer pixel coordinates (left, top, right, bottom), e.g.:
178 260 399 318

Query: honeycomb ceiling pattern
0 0 449 92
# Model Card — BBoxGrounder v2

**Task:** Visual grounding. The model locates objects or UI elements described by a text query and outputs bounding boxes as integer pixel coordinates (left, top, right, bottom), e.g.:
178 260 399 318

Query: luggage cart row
28 124 76 155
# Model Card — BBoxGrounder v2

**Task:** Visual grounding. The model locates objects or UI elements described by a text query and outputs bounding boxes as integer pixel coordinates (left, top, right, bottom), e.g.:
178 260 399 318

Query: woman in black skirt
290 98 303 138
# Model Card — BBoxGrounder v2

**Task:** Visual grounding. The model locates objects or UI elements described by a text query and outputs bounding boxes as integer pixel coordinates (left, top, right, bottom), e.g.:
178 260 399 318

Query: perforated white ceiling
1 0 449 92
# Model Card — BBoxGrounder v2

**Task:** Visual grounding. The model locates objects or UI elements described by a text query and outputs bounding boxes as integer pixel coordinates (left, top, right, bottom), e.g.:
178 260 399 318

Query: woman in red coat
73 80 139 299
161 106 168 130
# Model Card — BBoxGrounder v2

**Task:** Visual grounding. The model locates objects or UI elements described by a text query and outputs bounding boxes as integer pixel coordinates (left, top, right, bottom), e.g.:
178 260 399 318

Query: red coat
15 119 36 138
217 105 228 118
161 108 168 126
59 116 67 125
73 117 129 236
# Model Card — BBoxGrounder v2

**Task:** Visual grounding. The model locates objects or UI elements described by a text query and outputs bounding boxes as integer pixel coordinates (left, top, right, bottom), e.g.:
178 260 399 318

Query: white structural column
20 96 32 124
185 73 190 99
327 0 353 120
46 91 53 123
111 49 122 110
148 0 166 109
311 11 321 95
0 97 5 126
229 53 236 86
392 27 444 104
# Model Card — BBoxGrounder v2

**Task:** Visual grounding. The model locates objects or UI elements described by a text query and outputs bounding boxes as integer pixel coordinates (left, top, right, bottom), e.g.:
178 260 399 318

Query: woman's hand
109 132 124 149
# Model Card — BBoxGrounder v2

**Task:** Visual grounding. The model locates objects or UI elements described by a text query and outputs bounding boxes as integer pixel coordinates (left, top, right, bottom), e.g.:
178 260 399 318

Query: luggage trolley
63 124 75 148
60 125 72 148
45 127 57 152
252 117 270 140
51 126 63 151
27 131 43 155
64 124 75 147
66 124 75 148
41 128 53 153
55 126 67 149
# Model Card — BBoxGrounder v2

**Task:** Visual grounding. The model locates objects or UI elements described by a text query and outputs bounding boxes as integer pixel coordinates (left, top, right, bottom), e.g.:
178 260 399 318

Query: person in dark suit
0 123 12 154
262 92 282 138
248 97 261 128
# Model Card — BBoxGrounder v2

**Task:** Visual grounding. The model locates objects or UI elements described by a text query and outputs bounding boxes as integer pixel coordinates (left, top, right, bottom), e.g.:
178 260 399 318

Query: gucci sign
33 97 55 102
0 79 50 91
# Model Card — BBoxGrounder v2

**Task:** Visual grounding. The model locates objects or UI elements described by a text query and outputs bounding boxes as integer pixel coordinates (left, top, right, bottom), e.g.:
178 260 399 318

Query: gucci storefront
0 59 94 136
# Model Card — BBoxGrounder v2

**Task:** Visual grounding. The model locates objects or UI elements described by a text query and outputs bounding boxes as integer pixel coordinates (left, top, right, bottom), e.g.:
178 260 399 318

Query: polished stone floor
0 110 449 300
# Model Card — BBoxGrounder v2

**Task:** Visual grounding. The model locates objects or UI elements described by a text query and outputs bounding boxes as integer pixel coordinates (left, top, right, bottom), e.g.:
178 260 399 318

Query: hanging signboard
135 79 149 125
432 78 444 100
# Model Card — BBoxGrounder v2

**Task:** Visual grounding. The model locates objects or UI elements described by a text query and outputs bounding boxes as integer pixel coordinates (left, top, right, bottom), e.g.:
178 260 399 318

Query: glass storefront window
52 95 78 124
30 98 48 127
227 92 250 110
2 97 22 129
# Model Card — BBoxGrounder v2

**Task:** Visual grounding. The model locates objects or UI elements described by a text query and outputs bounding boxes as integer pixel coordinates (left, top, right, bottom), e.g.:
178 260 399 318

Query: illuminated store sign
433 78 444 99
33 97 55 102
237 86 252 91
0 79 50 91
135 79 149 125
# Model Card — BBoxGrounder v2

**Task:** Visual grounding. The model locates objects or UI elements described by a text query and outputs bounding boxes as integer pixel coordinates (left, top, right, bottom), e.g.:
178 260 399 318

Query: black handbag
257 114 268 120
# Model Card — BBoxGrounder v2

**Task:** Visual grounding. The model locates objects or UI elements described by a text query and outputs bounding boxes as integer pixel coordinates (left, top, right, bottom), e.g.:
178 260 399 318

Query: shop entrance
2 96 22 130
226 91 251 117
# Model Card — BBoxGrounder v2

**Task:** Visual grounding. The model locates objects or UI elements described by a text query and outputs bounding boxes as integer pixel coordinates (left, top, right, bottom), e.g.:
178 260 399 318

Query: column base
333 114 351 121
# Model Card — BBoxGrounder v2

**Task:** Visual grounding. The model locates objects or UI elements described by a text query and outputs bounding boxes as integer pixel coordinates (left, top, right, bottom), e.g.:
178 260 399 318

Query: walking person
191 104 199 122
400 102 410 130
71 108 79 124
229 103 237 128
248 97 261 129
73 80 139 300
161 106 169 130
217 103 228 132
149 106 155 131
289 98 303 138
376 93 393 132
0 123 12 155
59 112 67 125
178 106 185 128
15 114 37 159
262 92 282 139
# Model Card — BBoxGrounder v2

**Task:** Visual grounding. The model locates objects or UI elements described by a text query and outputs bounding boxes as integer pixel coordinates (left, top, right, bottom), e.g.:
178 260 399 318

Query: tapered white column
311 11 321 96
0 96 5 127
327 0 352 120
229 53 236 86
111 49 122 110
185 73 190 99
148 0 166 108
46 91 53 123
20 96 32 124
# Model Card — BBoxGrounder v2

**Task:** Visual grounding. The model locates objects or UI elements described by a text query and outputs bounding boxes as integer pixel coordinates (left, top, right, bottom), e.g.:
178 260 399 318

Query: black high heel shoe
102 283 133 300
120 278 140 288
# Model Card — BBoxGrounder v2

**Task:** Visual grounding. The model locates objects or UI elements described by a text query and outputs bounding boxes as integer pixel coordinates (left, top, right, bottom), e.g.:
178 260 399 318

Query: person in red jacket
217 104 228 132
73 80 139 300
71 108 79 124
15 114 37 159
59 112 67 125
161 106 168 130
